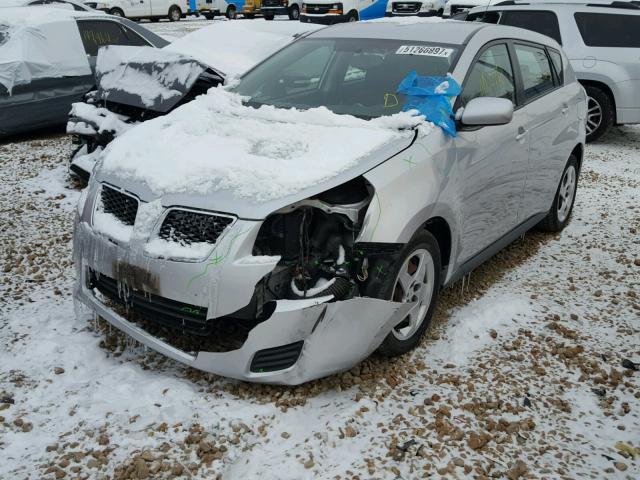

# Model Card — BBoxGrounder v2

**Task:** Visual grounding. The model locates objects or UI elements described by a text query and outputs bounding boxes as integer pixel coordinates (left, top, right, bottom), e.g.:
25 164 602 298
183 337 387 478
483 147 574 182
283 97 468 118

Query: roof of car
471 1 640 12
0 6 104 24
308 18 488 45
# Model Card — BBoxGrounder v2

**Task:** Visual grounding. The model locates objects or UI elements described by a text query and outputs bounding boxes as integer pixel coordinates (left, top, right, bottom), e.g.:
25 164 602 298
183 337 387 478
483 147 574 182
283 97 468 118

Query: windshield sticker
395 46 454 57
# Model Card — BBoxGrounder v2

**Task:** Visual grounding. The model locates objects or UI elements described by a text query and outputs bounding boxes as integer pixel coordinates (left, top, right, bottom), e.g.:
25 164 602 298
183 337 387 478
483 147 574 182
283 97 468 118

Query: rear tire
226 5 237 19
537 155 579 232
168 6 182 21
264 12 275 20
347 11 358 22
288 5 300 20
245 13 255 18
584 85 614 142
363 231 441 357
109 7 124 17
150 17 160 22
203 13 215 20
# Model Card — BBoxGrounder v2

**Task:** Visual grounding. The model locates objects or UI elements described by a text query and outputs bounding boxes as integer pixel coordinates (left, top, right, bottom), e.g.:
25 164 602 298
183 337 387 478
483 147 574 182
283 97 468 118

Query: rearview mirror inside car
458 97 514 127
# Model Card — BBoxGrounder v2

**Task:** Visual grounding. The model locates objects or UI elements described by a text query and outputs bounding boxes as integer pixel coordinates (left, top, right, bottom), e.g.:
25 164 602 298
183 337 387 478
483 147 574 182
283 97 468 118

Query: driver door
455 42 529 263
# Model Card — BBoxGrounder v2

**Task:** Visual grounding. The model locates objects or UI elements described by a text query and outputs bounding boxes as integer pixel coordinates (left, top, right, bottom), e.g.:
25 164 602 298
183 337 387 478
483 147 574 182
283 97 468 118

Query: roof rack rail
586 2 640 9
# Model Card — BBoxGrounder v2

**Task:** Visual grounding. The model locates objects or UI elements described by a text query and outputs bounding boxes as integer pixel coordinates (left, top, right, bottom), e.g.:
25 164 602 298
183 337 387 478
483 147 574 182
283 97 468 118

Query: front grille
89 270 210 335
159 209 234 246
304 3 332 13
262 0 282 6
100 185 138 226
250 341 304 373
392 2 421 13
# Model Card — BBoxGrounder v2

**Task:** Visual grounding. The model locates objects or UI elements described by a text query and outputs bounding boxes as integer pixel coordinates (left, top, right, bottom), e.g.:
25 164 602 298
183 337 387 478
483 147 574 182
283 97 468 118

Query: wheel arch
570 143 583 173
423 217 452 275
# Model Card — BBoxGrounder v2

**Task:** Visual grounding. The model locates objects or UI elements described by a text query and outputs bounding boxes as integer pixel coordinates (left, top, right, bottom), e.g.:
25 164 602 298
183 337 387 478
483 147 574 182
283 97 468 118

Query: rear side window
466 11 500 24
461 43 515 106
500 10 562 45
548 48 563 86
77 20 149 57
574 12 640 48
514 44 555 102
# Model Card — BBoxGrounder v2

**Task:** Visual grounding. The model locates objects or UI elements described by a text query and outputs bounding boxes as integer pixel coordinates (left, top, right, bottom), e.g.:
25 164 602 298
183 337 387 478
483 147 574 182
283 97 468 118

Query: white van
300 0 388 22
192 0 245 18
91 1 185 21
385 0 446 17
442 0 506 17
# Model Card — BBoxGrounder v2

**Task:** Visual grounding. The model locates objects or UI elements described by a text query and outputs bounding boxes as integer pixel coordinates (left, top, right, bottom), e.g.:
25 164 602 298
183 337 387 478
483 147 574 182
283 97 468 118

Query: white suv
464 1 640 141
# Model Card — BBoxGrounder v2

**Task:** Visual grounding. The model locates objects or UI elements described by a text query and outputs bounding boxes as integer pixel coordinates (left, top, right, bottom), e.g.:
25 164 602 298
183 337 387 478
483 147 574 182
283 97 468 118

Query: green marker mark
376 265 385 275
404 156 417 167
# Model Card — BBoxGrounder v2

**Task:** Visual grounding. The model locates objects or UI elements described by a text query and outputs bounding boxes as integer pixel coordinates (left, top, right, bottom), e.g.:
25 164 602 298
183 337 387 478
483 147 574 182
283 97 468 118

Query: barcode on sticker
395 45 453 57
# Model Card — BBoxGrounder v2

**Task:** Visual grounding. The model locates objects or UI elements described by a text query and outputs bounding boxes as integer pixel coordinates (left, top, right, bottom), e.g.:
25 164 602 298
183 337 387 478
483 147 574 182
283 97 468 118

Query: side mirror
457 97 514 126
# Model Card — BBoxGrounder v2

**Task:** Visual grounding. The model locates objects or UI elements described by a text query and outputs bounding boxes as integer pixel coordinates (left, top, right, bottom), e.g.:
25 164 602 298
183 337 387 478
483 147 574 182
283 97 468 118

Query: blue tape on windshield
396 72 462 137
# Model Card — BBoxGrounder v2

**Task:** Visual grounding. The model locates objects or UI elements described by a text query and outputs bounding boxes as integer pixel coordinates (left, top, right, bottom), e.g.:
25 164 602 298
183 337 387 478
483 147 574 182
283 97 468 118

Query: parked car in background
464 1 640 141
1 0 97 11
74 19 585 384
67 20 321 180
300 0 389 22
0 7 167 139
261 0 301 19
89 0 185 21
443 0 502 17
242 0 262 17
385 0 446 17
193 0 246 18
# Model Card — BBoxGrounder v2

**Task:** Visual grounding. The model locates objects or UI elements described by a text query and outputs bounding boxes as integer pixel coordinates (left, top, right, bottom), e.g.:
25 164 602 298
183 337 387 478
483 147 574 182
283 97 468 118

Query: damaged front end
68 46 224 182
73 176 411 384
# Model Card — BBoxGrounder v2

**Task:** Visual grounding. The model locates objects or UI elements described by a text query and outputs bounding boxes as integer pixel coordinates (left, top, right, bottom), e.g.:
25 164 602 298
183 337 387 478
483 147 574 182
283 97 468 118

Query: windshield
234 38 459 119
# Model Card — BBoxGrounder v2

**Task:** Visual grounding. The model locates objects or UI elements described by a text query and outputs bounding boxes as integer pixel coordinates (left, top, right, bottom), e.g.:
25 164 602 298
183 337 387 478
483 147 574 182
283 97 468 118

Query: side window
500 11 562 45
77 21 148 57
548 48 563 86
461 43 515 106
513 44 555 102
278 45 333 94
466 11 501 24
574 12 640 48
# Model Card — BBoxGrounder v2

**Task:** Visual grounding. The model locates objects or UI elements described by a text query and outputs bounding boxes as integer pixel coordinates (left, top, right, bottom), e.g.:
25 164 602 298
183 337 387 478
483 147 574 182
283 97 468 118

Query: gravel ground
0 20 639 480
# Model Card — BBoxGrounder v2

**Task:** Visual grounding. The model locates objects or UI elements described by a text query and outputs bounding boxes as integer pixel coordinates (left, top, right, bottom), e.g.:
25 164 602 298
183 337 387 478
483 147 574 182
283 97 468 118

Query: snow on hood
95 45 210 110
0 9 90 94
164 21 323 78
98 88 423 202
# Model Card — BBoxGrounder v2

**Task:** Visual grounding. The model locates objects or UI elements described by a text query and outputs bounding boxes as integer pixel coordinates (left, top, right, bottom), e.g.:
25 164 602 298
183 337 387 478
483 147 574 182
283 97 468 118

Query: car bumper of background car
385 11 438 17
300 13 347 24
73 215 411 385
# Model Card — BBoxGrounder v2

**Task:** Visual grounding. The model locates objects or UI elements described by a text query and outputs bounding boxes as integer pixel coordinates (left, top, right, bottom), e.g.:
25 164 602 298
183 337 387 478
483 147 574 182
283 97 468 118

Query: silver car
463 1 640 141
74 20 586 384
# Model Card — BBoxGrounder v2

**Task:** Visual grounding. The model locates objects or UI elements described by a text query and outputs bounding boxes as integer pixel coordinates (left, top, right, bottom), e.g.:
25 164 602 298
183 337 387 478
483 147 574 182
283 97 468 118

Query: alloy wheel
391 248 435 341
557 165 577 223
586 96 602 136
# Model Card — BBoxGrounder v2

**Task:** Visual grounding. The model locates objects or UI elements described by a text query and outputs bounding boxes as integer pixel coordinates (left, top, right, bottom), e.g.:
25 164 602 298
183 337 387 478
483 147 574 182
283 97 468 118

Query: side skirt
444 212 547 287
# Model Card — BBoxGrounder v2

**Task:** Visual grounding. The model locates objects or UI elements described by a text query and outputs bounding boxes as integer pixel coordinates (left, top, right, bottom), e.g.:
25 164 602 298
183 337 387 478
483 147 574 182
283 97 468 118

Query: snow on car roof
164 20 324 78
0 7 93 94
99 88 422 201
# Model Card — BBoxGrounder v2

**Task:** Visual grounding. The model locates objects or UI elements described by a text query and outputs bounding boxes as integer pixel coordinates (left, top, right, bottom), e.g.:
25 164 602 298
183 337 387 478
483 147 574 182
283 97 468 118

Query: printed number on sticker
396 46 453 57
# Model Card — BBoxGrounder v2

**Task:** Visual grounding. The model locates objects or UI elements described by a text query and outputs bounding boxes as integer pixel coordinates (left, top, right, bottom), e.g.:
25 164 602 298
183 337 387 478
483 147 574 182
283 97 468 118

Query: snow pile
165 21 322 78
99 88 421 201
96 46 207 108
67 102 132 137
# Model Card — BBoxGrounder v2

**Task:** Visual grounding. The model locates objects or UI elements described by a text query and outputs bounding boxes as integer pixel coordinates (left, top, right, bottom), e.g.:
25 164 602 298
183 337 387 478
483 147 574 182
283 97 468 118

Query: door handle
515 127 528 141
561 103 569 115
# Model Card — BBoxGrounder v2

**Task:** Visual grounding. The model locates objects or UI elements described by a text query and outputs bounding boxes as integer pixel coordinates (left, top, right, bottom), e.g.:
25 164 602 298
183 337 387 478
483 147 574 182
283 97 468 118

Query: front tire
264 12 275 20
109 7 124 17
364 231 441 357
347 11 358 22
168 6 182 21
584 85 614 142
288 5 300 20
537 155 579 232
226 5 237 19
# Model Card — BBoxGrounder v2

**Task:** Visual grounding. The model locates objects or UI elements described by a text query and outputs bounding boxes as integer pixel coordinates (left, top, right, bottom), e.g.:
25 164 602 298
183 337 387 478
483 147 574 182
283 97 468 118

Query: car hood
94 45 224 113
93 89 421 220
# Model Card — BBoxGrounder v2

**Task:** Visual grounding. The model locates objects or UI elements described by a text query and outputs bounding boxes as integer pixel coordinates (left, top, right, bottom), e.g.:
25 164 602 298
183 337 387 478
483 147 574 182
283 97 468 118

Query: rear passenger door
511 42 574 220
455 42 529 263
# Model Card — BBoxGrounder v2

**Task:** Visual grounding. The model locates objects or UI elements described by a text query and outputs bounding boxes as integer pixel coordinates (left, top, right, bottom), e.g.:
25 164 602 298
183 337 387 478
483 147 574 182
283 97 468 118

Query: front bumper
73 195 411 384
385 11 439 17
300 13 347 24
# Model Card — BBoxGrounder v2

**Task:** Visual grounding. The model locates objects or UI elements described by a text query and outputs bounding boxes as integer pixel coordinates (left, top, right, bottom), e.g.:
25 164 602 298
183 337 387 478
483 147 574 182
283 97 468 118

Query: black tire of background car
288 5 300 20
363 231 442 357
537 155 579 233
347 11 358 22
109 7 124 17
150 17 160 22
245 13 255 18
168 5 182 21
264 12 275 20
226 5 237 19
204 13 215 19
585 85 615 143
438 8 444 16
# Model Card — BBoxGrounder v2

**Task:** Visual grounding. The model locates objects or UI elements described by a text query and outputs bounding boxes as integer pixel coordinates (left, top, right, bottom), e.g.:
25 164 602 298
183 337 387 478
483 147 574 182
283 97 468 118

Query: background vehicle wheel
226 5 237 19
109 7 124 17
203 13 215 20
245 13 255 18
437 8 444 16
288 5 299 20
168 6 182 21
264 12 275 20
347 11 358 22
584 85 614 142
363 231 441 357
537 155 579 232
150 17 160 22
